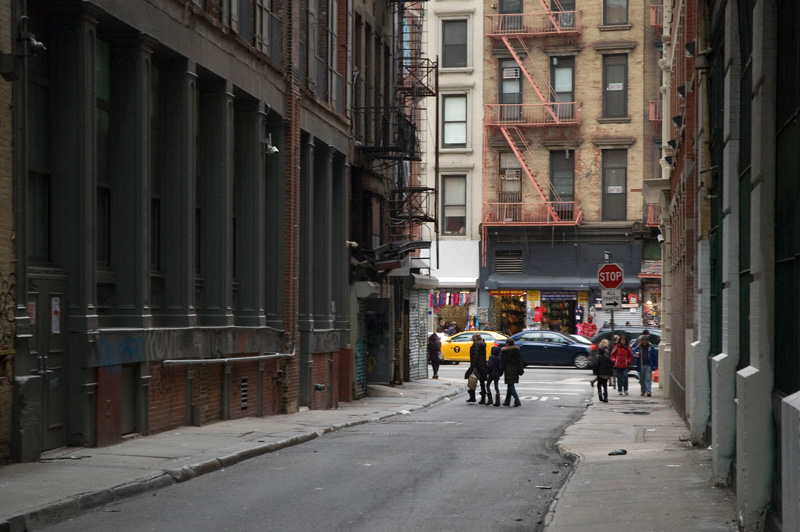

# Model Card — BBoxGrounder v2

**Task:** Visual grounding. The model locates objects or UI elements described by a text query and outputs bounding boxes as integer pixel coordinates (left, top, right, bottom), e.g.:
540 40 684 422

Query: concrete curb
537 405 588 532
0 390 462 532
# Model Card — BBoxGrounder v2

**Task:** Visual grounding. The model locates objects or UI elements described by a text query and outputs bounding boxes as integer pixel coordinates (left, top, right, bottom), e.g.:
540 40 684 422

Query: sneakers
647 392 652 397
641 392 646 396
624 391 629 395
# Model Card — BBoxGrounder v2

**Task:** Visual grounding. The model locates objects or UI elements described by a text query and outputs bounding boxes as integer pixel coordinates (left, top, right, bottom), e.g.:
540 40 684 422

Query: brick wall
310 352 332 410
149 363 189 433
0 0 15 465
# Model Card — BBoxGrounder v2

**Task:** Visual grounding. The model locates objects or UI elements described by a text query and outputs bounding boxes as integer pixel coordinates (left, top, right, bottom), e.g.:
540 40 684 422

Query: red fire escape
482 0 583 261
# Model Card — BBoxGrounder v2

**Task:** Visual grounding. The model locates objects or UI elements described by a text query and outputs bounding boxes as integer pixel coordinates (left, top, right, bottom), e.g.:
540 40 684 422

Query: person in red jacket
610 335 634 395
578 315 598 337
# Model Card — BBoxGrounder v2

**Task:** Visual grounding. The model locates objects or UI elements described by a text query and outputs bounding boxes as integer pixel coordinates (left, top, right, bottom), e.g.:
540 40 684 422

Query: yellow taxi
441 331 508 364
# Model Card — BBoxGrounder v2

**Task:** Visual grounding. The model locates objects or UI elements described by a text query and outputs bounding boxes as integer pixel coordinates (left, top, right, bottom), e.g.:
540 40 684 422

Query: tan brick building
478 0 663 334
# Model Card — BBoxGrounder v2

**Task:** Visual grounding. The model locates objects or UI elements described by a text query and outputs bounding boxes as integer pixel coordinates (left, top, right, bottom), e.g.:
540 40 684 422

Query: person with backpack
610 335 634 395
466 333 488 403
486 344 503 407
634 333 659 397
592 339 614 402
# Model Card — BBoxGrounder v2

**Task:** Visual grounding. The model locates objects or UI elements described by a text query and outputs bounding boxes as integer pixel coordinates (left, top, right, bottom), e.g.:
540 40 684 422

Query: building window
553 0 576 29
443 94 467 148
603 0 628 25
499 58 522 122
443 174 467 235
551 56 575 120
602 54 627 118
499 153 522 221
602 149 627 221
96 39 111 267
442 19 467 68
550 150 574 201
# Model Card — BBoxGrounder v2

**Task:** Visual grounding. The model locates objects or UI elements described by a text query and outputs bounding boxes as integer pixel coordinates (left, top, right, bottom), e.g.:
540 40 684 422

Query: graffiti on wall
98 327 285 367
0 271 16 385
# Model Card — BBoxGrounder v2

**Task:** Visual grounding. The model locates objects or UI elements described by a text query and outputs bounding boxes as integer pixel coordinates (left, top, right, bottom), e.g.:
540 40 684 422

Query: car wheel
573 354 590 369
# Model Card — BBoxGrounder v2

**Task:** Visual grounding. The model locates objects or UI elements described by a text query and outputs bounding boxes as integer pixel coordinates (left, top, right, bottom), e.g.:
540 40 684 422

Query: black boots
494 394 501 407
466 390 477 403
486 391 493 405
479 392 486 405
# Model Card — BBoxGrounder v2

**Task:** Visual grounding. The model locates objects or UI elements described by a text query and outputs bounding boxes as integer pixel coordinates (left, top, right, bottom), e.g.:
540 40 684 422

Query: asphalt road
43 367 593 532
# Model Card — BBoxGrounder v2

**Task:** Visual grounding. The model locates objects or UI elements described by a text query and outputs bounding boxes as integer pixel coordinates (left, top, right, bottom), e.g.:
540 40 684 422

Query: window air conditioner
503 67 521 79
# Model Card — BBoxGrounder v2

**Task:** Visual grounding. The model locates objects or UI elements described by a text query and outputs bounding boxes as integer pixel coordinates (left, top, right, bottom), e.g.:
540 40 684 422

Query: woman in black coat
427 332 442 379
466 333 488 403
486 344 503 406
592 339 614 402
500 338 523 407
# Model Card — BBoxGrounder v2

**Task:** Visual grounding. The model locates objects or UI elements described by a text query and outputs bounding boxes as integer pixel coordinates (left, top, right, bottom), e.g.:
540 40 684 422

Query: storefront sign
489 290 526 297
540 290 578 300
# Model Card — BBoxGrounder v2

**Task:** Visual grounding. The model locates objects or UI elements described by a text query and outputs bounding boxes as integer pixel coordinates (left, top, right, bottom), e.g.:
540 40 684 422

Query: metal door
29 277 69 451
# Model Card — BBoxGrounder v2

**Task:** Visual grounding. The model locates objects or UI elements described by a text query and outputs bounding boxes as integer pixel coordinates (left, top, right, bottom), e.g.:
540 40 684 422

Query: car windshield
570 334 592 344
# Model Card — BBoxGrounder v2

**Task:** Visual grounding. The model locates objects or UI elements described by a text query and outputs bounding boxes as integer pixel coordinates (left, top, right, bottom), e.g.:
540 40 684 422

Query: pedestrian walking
592 339 614 402
500 338 523 407
578 315 598 337
610 335 633 395
634 333 658 396
466 333 488 403
486 344 503 406
427 332 442 379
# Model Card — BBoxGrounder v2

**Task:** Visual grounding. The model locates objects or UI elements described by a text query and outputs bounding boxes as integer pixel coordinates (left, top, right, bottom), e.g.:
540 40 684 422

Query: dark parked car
588 327 661 378
507 330 593 369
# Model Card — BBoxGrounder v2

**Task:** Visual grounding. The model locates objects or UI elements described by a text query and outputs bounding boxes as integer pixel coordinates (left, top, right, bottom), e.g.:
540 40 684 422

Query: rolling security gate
408 290 430 380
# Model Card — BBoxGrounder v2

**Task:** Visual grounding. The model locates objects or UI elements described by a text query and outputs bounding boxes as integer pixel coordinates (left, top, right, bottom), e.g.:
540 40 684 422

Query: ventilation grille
241 378 249 410
495 250 523 273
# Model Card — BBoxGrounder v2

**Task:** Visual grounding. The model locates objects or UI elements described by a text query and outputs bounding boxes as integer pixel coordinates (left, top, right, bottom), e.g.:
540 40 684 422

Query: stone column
234 99 266 327
197 79 235 326
332 156 350 333
109 35 155 328
160 59 197 327
50 8 100 333
264 115 285 329
313 144 334 330
298 133 315 333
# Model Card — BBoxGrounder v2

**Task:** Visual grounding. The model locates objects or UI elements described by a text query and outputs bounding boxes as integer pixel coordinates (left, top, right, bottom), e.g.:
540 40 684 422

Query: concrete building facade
652 0 800 530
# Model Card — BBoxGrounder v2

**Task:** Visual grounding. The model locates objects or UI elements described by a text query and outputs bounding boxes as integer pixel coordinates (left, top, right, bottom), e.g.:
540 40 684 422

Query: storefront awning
435 276 477 289
484 274 642 290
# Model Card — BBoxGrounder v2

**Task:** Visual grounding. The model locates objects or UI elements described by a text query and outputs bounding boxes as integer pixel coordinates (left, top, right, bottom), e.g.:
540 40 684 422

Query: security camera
346 241 358 248
27 38 46 55
266 145 279 154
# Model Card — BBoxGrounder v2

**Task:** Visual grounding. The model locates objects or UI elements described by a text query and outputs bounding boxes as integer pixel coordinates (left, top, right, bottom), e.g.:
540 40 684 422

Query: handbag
467 372 478 391
653 369 660 383
438 351 444 361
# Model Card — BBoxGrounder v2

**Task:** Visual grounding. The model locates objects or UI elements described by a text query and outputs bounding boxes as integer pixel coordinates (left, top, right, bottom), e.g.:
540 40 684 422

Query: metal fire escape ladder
499 126 561 221
500 36 560 123
537 0 563 30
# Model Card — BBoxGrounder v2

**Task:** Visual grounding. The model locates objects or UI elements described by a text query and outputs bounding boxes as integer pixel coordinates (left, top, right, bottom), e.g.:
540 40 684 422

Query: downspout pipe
163 347 296 366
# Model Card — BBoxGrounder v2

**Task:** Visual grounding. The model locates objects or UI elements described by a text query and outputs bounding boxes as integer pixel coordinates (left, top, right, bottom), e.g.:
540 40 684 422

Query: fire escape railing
353 106 420 161
482 4 583 264
485 10 581 37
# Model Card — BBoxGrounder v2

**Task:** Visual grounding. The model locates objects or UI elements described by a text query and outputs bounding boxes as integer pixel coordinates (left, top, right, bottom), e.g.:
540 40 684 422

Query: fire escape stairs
499 126 561 222
499 35 561 123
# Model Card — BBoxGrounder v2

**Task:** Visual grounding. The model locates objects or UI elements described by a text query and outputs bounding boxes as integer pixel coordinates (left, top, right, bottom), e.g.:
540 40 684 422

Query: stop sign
598 263 624 290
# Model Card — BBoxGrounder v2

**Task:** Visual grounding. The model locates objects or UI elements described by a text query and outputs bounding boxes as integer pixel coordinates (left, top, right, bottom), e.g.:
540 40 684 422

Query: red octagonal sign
598 263 624 290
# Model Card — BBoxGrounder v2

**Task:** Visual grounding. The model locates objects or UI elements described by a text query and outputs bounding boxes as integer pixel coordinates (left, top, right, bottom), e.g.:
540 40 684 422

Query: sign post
598 262 624 333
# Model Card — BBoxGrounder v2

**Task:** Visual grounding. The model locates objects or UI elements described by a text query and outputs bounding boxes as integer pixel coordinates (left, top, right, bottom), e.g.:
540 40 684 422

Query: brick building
0 0 14 465
3 0 435 462
474 1 662 334
651 0 800 530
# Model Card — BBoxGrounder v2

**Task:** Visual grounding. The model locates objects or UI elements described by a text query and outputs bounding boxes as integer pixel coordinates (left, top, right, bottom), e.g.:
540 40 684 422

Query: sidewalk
543 385 739 532
0 378 738 532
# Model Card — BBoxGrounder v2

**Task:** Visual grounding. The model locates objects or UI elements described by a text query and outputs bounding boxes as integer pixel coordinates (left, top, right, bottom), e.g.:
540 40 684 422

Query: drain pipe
162 349 296 366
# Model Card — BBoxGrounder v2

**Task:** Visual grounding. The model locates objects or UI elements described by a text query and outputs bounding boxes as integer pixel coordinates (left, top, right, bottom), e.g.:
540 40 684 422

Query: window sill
440 67 474 74
597 116 632 124
599 24 632 31
441 147 473 154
